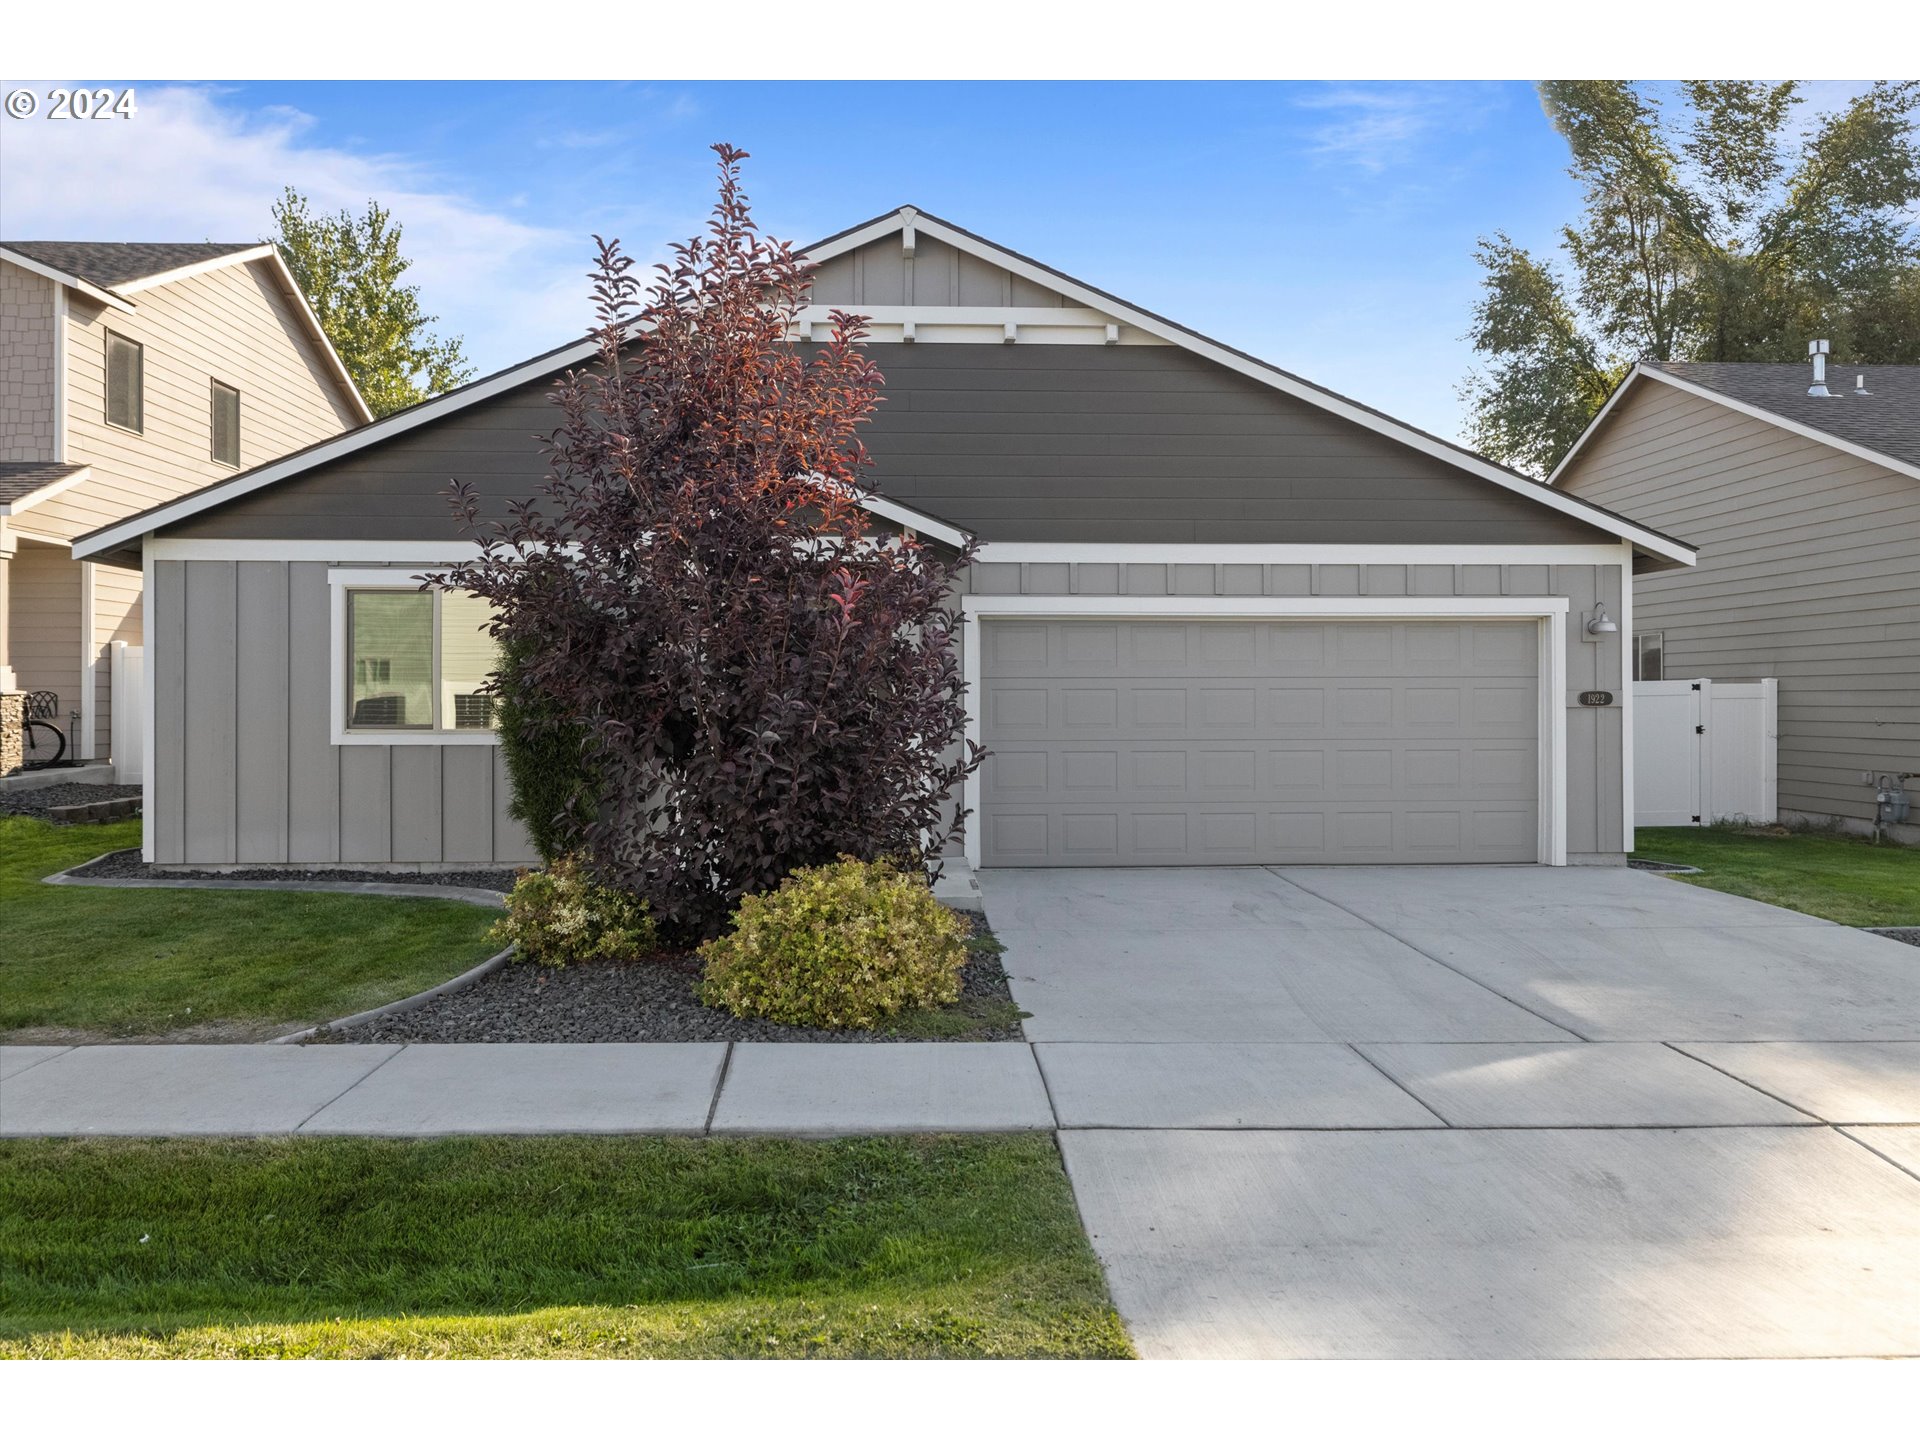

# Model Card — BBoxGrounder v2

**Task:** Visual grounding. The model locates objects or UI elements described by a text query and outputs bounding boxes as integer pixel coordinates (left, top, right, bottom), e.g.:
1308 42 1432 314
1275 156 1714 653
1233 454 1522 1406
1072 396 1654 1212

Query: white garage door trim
960 594 1571 870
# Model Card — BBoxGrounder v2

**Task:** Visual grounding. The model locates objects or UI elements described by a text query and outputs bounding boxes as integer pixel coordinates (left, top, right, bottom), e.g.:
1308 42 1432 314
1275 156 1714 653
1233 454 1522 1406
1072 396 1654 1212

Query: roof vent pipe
1855 373 1871 395
1808 338 1832 397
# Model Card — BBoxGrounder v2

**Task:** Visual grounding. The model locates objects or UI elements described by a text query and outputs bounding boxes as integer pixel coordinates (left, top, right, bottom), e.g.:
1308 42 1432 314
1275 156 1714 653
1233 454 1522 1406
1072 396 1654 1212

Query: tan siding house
1553 361 1920 838
0 243 368 772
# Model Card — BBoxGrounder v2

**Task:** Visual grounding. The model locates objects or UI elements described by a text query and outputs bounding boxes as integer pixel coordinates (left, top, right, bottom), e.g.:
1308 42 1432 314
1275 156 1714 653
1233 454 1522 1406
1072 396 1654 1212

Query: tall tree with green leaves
270 190 474 417
1461 81 1920 476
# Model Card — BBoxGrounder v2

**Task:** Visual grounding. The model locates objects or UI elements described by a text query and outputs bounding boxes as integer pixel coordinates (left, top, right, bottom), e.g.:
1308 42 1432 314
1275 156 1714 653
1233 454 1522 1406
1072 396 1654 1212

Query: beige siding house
1552 359 1920 839
0 242 368 775
76 207 1695 873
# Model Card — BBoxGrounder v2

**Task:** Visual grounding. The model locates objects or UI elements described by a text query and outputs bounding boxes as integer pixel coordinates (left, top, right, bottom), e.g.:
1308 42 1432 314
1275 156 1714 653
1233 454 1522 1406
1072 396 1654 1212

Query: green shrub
698 858 968 1029
491 854 656 967
495 635 600 864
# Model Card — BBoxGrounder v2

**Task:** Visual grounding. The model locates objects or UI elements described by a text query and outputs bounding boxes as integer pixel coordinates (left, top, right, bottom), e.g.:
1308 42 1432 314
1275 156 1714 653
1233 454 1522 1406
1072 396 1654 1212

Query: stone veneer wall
0 693 23 778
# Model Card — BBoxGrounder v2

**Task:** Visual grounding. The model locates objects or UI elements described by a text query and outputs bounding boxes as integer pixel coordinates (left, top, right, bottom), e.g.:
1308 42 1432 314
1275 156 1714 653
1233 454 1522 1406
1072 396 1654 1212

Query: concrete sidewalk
0 1041 1056 1137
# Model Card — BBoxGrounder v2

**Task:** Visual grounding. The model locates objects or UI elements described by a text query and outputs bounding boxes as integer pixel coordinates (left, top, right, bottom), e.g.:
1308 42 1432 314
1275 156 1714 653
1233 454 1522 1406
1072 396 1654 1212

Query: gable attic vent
1807 338 1833 397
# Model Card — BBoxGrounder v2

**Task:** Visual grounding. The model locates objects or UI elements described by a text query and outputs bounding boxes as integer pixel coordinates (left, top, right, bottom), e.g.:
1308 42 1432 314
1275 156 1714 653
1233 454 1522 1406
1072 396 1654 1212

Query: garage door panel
979 620 1539 866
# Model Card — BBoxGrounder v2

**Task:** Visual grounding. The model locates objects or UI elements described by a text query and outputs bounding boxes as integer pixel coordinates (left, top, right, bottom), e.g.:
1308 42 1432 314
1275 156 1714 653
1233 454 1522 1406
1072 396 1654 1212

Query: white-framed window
327 570 502 745
1633 631 1664 682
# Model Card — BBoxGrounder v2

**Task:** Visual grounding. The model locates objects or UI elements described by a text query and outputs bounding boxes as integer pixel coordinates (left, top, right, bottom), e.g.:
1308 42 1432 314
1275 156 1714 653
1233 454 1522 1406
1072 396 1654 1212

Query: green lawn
1632 825 1920 927
0 817 503 1041
0 1133 1132 1359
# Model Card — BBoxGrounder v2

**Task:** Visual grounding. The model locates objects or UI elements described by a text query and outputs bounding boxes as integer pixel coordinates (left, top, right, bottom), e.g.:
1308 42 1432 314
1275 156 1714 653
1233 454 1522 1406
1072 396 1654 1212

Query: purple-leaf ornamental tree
440 145 982 941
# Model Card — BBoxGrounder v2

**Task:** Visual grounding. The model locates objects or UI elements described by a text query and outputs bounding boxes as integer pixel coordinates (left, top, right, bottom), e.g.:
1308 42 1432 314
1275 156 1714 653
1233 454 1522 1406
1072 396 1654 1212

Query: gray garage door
979 619 1539 866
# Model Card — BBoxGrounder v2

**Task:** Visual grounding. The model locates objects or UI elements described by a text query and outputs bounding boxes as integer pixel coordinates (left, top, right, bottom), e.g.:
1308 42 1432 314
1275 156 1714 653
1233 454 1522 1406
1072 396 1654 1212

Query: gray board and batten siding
1555 374 1920 827
143 334 1632 867
162 344 1618 548
149 558 537 868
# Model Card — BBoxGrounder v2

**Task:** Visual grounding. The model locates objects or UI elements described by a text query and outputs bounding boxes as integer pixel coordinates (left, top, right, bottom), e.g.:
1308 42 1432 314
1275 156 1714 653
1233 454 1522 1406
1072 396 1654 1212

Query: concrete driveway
980 865 1920 1359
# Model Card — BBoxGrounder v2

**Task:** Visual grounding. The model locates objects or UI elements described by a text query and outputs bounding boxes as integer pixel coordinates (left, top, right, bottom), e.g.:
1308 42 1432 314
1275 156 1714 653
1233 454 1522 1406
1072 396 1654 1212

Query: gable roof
0 241 373 426
72 205 1696 566
0 460 89 512
1550 361 1920 489
1 241 263 291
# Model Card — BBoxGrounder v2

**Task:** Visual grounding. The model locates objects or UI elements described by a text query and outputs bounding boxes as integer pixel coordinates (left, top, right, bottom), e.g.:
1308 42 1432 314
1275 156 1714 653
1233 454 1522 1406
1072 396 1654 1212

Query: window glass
211 381 240 465
349 591 433 729
1634 632 1664 682
106 332 143 431
440 589 500 729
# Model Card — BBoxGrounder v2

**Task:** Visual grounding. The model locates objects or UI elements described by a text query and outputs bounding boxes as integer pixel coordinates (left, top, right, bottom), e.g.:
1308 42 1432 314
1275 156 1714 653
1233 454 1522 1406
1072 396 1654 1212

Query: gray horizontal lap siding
150 558 538 867
164 345 1612 546
1558 380 1920 824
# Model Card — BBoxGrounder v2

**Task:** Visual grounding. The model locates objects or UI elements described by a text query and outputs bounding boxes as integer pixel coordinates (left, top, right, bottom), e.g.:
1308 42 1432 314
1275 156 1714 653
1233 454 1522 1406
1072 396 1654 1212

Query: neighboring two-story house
0 241 369 777
1551 355 1920 841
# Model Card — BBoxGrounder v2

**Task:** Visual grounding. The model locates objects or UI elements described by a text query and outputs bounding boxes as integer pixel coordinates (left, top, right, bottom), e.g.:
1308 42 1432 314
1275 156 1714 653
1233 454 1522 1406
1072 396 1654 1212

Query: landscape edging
42 849 509 910
271 946 519 1044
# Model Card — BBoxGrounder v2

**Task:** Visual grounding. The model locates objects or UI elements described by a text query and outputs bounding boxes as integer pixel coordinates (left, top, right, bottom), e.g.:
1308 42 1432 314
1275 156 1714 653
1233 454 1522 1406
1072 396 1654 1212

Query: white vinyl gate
110 641 145 785
1634 678 1777 827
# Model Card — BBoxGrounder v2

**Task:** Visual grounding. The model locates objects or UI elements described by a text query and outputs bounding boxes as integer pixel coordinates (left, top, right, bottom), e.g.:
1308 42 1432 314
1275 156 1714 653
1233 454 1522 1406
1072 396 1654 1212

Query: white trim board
0 246 135 313
1548 363 1920 490
111 244 278 295
326 568 503 747
0 466 90 517
78 559 96 761
975 543 1632 567
957 593 1572 871
74 209 1693 567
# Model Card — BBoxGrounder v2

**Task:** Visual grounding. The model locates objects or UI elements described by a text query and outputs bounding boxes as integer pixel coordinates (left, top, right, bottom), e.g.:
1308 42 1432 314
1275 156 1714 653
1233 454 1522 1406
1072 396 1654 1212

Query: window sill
332 729 501 747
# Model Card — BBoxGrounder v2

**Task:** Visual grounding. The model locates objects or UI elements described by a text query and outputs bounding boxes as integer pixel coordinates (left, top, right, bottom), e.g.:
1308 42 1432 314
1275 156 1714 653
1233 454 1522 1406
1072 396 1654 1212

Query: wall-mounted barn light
1586 602 1618 636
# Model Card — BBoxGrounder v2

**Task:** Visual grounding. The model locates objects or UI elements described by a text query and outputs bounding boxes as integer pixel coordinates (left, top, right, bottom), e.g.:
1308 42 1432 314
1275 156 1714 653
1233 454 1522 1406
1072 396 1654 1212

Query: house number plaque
1578 691 1614 707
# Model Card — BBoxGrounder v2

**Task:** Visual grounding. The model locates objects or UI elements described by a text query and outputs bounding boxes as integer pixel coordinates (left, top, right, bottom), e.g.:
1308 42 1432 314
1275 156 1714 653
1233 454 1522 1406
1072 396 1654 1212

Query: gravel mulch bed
313 913 1023 1044
64 848 525 893
1628 858 1703 874
1 783 145 819
1869 928 1920 949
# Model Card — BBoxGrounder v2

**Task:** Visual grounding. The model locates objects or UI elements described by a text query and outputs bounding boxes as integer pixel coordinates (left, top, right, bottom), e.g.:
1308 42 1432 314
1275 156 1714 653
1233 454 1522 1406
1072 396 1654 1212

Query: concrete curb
42 849 508 910
271 946 519 1045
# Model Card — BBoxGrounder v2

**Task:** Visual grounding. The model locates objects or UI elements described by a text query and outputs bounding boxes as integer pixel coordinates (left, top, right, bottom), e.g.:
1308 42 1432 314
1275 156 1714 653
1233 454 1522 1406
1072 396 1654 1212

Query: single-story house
73 207 1696 874
1550 355 1919 842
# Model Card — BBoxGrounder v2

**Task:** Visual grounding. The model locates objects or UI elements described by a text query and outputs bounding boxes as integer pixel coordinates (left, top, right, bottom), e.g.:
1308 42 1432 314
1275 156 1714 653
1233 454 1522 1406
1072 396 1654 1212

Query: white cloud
1294 85 1460 173
0 83 603 373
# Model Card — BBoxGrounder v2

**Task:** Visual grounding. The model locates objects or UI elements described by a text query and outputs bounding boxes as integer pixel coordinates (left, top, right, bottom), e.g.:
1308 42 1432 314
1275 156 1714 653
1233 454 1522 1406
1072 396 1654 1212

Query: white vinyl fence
110 641 144 785
1634 678 1777 827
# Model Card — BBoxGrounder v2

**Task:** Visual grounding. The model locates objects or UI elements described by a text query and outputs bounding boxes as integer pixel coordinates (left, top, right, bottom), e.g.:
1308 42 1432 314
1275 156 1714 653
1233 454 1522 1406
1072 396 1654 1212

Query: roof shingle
0 460 87 506
1647 361 1920 472
2 241 262 291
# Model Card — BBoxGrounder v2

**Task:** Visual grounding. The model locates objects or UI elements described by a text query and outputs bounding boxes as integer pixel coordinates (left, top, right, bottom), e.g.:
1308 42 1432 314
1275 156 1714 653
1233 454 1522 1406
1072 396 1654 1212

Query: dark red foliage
440 145 982 940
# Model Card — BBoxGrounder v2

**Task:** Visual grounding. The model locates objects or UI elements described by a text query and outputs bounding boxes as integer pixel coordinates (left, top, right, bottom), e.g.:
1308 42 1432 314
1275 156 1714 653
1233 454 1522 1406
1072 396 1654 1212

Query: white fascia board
258 250 375 424
0 247 136 314
976 542 1630 566
72 342 598 559
0 465 91 517
855 492 971 548
1562 364 1920 489
820 212 1696 567
960 594 1569 618
1545 365 1648 489
110 244 278 295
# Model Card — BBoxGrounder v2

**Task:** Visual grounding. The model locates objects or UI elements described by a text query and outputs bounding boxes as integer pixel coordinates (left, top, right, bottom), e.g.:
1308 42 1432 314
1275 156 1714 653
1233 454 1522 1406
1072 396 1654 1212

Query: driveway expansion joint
293 1045 409 1133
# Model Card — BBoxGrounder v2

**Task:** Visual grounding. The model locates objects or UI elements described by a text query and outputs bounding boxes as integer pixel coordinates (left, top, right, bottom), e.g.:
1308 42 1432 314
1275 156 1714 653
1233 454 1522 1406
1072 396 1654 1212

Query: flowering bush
491 854 656 967
697 858 968 1029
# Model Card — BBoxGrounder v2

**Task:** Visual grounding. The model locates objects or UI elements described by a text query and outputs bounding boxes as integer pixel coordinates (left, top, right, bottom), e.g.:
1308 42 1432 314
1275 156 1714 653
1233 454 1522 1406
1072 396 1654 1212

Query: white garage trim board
960 594 1571 870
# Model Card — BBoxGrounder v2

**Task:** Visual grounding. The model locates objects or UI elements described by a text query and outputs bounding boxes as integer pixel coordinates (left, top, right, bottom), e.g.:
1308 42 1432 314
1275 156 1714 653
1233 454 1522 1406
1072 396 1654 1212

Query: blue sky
2 80 1596 438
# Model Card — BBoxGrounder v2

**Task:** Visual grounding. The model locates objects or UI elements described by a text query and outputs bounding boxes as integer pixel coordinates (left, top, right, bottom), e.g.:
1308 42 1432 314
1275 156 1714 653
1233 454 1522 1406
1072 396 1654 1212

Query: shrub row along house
0 241 368 775
73 207 1695 876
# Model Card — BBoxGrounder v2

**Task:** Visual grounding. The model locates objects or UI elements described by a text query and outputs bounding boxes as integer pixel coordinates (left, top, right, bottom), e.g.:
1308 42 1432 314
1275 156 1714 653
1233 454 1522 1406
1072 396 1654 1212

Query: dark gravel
65 847 525 893
1629 858 1702 874
1871 928 1920 949
314 913 1023 1044
0 782 144 818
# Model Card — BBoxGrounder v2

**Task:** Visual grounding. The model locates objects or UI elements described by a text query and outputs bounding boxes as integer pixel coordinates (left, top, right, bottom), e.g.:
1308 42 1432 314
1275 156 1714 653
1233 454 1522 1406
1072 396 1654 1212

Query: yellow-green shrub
491 853 656 967
698 858 968 1028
